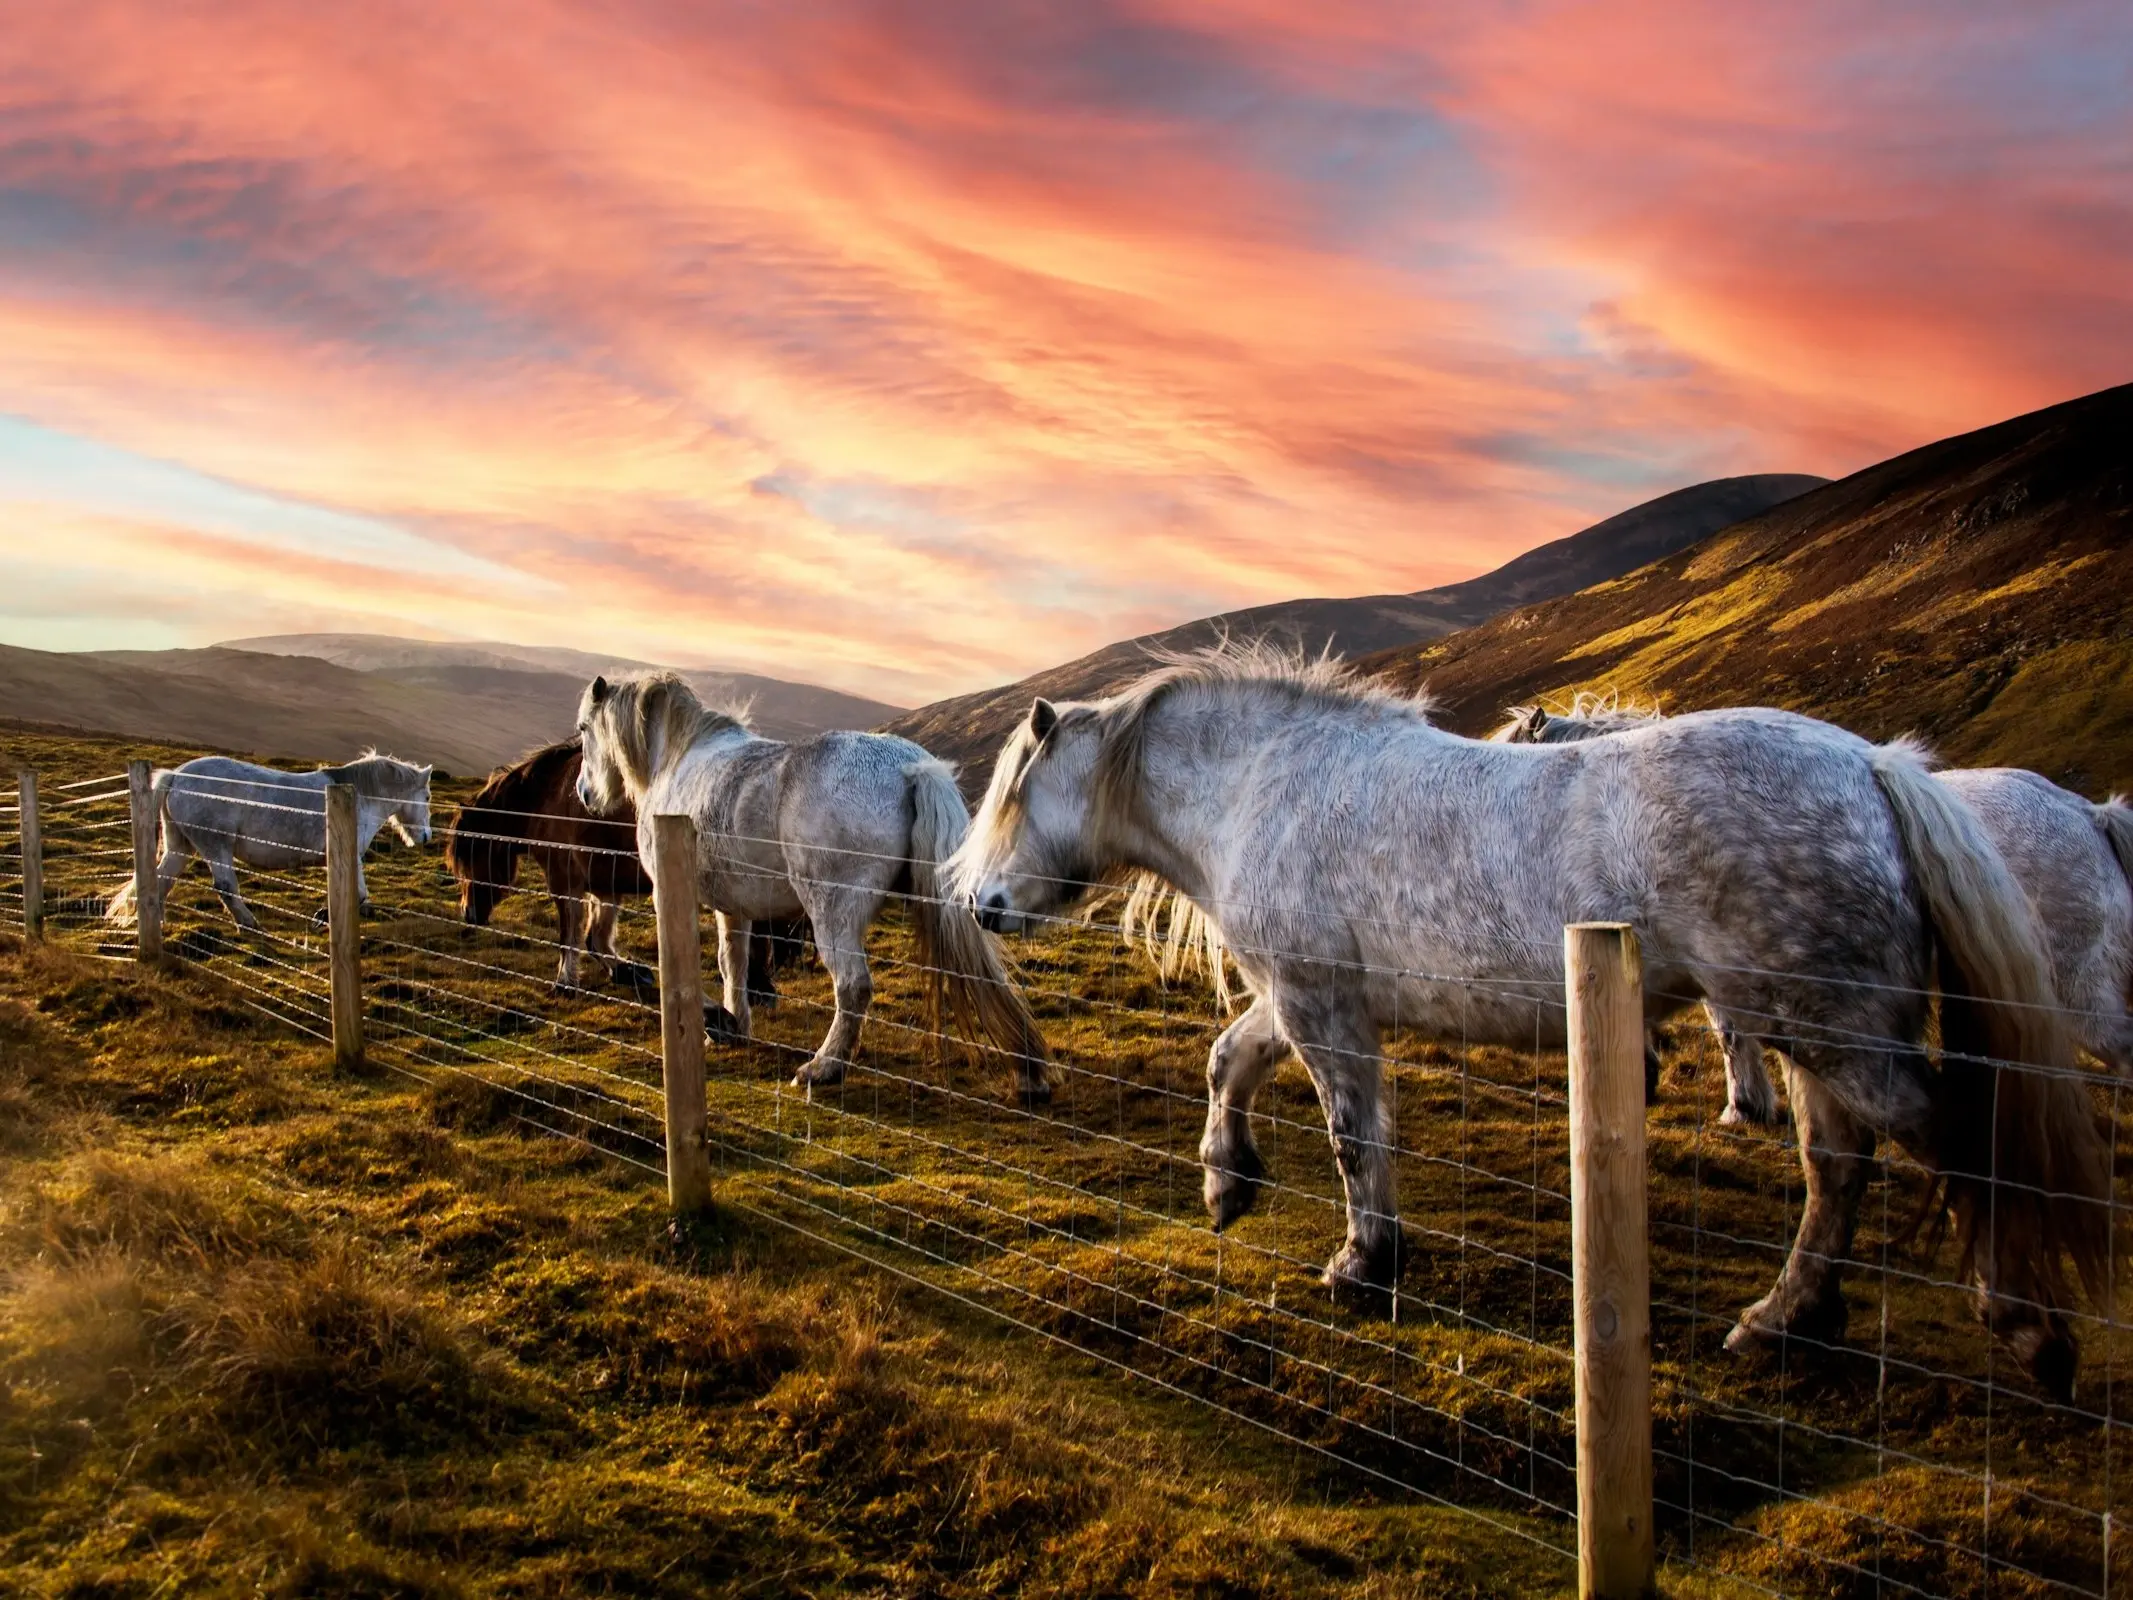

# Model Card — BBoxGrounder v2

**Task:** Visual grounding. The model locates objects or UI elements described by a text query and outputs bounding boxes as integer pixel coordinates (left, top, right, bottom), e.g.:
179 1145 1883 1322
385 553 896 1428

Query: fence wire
9 753 2133 1600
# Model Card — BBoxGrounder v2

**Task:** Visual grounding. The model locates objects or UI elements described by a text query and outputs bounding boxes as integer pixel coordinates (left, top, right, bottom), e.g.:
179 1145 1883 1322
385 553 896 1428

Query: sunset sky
1 2 2128 705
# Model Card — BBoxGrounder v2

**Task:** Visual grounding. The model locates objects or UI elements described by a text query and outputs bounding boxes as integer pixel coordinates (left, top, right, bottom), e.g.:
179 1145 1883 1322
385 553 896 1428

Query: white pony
951 646 2113 1399
1496 700 2133 1119
574 671 1051 1097
106 752 432 930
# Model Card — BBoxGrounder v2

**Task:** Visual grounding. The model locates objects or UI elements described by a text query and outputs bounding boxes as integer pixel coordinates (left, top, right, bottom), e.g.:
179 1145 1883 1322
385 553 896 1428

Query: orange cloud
0 0 2125 701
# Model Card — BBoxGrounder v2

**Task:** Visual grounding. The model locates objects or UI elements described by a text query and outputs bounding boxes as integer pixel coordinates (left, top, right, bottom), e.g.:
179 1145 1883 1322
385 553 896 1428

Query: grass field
5 720 2131 1599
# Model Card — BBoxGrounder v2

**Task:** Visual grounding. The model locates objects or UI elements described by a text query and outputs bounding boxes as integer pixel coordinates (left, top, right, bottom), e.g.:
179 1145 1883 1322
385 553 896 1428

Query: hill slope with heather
0 636 904 777
220 633 906 738
884 474 1823 772
1359 382 2133 795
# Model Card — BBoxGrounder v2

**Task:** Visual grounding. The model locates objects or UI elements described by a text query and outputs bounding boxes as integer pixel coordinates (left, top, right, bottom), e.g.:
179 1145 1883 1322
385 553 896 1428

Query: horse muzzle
975 891 1033 937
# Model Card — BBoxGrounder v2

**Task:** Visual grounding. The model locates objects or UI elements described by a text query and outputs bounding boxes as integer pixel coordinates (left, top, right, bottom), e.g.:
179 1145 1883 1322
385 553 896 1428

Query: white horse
951 646 2112 1398
105 752 432 931
574 671 1051 1097
1496 702 2133 1119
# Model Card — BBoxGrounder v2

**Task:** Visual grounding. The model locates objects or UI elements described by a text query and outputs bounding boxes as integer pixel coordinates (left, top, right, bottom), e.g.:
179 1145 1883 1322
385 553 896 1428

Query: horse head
576 670 725 814
951 696 1110 934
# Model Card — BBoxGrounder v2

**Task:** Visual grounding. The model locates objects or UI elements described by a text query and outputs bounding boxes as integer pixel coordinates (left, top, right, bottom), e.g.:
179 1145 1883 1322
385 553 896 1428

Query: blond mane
1089 640 1430 835
591 671 753 792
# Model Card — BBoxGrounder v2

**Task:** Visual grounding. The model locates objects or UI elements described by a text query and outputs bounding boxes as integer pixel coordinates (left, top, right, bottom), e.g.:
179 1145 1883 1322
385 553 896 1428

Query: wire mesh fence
7 745 2132 1599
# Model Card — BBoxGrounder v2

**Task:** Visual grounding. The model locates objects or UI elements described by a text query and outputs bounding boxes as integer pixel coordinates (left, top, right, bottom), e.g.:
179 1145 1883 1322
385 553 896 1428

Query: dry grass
10 719 2130 1597
0 729 1585 1599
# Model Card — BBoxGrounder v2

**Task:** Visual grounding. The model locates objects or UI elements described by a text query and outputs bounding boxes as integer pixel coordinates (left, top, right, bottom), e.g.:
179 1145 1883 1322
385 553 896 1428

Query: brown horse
443 738 804 1004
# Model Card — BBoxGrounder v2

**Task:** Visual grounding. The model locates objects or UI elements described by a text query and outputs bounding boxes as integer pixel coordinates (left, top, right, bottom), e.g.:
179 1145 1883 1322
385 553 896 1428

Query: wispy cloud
0 0 2126 700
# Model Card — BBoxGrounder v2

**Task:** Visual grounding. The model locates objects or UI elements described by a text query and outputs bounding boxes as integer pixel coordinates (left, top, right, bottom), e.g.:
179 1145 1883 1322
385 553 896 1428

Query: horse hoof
1994 1315 2079 1404
703 1005 745 1045
1017 1077 1054 1107
2012 1325 2079 1405
1321 1231 1407 1316
612 962 656 993
792 1060 845 1091
1202 1145 1268 1231
1725 1289 1848 1355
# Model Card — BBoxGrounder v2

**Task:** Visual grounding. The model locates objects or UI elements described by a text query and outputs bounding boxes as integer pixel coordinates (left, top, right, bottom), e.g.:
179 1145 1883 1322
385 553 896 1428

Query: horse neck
449 794 526 876
1104 688 1410 899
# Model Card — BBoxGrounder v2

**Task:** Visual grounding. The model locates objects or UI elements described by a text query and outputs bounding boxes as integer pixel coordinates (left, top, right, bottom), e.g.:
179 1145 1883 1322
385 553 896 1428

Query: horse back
476 740 654 900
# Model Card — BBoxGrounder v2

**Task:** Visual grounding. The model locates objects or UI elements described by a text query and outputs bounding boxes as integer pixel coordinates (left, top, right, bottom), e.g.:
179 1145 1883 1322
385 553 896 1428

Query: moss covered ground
5 720 2129 1598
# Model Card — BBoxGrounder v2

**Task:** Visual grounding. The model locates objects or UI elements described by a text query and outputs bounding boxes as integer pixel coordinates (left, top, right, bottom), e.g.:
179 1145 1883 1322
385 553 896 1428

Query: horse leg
746 924 781 1011
1712 1003 1783 1127
550 892 583 992
793 899 873 1090
1725 1063 1873 1354
202 844 259 932
586 896 650 990
710 914 752 1044
1199 992 1287 1230
150 834 194 919
1270 987 1401 1309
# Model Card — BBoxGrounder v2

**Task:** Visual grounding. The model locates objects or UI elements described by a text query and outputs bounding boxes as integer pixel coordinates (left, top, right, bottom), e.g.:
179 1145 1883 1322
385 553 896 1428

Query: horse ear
1029 698 1059 741
1526 708 1549 737
590 675 609 705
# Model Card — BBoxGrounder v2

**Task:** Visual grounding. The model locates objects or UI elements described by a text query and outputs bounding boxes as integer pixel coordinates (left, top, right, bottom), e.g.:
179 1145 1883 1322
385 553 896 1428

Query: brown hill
884 474 1823 773
0 638 899 776
1360 382 2133 796
219 633 906 736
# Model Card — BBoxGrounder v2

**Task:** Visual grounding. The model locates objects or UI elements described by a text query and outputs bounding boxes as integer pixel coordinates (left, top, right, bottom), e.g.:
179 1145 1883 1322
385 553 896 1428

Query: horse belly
1382 974 1565 1050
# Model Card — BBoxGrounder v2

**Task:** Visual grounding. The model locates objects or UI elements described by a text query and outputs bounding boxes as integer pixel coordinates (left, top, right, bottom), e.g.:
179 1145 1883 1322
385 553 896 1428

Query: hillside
884 474 1823 773
221 633 907 737
1359 382 2133 795
0 637 904 776
0 645 579 774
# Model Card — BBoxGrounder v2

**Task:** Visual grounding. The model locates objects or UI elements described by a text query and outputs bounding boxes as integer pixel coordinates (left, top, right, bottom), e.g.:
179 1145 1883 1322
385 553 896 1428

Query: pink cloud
0 0 2125 701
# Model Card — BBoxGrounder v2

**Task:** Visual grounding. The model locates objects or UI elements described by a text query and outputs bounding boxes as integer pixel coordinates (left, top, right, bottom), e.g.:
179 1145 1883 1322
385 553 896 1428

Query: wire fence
6 750 2133 1600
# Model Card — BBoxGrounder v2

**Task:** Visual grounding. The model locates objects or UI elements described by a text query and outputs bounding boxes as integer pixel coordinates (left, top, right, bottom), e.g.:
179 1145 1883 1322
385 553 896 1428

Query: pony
106 752 431 931
950 644 2113 1398
442 737 809 1002
1495 700 2133 1119
574 672 1052 1097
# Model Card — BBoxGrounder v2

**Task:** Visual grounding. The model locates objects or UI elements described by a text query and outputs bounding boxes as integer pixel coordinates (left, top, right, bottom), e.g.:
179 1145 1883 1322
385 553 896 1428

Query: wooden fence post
1566 921 1654 1600
17 768 41 942
651 811 713 1213
326 781 364 1071
127 759 162 962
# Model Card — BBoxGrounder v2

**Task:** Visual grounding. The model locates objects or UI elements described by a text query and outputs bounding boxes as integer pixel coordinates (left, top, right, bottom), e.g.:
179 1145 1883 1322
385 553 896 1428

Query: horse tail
2100 796 2133 1028
103 768 175 926
1870 740 2115 1310
2098 796 2133 900
902 757 1055 1093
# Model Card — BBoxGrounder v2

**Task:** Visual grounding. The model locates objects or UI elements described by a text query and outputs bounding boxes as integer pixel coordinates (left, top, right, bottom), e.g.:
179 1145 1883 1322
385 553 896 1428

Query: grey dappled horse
1497 701 2133 1122
106 753 432 931
951 645 2113 1398
573 671 1051 1097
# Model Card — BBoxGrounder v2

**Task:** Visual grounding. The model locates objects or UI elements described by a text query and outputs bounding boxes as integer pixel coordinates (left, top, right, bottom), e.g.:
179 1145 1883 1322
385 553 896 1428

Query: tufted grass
6 719 2129 1597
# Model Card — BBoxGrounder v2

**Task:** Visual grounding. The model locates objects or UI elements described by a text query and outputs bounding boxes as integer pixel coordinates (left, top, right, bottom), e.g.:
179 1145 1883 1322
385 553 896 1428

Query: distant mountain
1359 383 2133 796
0 646 556 774
220 633 906 739
0 633 906 775
884 473 1826 775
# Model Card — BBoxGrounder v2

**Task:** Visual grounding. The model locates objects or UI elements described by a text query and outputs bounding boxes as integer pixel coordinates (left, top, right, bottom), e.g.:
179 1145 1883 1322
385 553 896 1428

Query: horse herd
107 647 2133 1403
